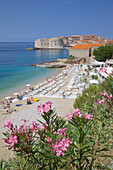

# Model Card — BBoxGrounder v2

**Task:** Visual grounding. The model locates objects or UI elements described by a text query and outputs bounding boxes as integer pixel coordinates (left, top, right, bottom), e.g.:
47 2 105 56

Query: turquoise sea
0 42 69 99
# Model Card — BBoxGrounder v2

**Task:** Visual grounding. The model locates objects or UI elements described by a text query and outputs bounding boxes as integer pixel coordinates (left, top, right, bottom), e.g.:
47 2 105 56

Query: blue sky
0 0 113 42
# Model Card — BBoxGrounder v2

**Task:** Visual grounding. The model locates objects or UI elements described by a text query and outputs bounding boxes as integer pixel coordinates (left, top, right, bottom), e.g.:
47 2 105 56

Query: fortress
34 37 64 49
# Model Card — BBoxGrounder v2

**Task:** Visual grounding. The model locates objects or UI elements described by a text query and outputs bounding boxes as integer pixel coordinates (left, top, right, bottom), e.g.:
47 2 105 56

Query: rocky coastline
31 59 68 68
31 57 90 68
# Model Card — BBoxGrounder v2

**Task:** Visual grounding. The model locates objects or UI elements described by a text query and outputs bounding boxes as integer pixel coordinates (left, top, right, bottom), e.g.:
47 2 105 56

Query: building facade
35 38 64 49
69 44 104 58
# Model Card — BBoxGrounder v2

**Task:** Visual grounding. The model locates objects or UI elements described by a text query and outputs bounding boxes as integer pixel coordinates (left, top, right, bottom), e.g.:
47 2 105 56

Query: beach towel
16 104 22 107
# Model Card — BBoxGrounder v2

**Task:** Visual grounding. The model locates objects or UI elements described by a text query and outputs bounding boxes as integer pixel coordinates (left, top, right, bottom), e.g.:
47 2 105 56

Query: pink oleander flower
31 121 39 131
4 137 10 145
56 149 65 157
100 90 108 97
37 104 43 115
46 101 53 106
99 67 106 74
8 135 18 147
101 100 105 104
43 103 51 113
52 137 72 157
67 113 73 121
57 128 67 136
21 119 29 123
37 101 52 115
47 137 52 143
96 98 105 106
4 119 13 128
108 94 112 99
85 112 93 120
42 122 48 132
96 98 101 106
73 108 83 118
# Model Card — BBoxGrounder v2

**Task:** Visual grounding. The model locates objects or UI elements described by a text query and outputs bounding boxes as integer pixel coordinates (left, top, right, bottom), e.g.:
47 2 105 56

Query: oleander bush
73 83 103 113
1 67 113 170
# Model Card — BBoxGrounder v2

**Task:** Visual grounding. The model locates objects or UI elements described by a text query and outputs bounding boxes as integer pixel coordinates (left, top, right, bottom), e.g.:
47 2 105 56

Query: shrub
93 44 113 62
83 58 86 63
91 75 98 80
68 55 75 60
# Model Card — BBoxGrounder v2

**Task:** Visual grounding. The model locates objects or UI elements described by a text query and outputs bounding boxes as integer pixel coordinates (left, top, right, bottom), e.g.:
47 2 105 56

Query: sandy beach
0 64 91 160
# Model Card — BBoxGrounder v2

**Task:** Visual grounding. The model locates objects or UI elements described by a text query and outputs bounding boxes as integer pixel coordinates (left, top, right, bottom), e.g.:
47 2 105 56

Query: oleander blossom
100 90 108 97
21 119 29 123
99 67 106 74
3 119 13 128
42 122 48 132
67 113 73 120
3 119 39 150
73 108 83 118
85 112 93 120
8 135 18 147
57 128 67 136
52 137 72 157
96 99 105 106
47 137 52 143
37 101 53 115
37 104 44 115
108 94 112 99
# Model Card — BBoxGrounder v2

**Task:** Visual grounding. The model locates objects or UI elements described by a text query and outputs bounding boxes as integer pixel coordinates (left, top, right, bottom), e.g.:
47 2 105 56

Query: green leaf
17 133 25 140
27 126 30 134
37 119 46 127
81 142 94 150
5 131 10 138
95 165 111 170
97 148 110 152
2 132 7 137
100 155 113 158
68 120 77 128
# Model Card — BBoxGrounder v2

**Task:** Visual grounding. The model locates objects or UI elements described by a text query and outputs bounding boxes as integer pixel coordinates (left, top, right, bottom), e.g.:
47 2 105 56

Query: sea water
0 42 69 98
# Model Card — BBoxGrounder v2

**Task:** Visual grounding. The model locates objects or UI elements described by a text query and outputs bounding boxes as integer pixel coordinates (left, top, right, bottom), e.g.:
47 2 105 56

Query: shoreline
0 68 62 101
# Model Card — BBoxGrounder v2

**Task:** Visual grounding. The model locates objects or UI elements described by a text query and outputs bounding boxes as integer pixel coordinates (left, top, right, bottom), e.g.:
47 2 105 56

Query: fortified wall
35 38 64 49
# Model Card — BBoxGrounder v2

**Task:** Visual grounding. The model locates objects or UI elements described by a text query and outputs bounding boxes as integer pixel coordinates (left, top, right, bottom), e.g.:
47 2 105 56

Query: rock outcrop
31 57 91 68
31 61 68 68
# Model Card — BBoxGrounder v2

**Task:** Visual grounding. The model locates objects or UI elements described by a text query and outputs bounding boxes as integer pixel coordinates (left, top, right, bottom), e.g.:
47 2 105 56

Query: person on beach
0 100 5 105
62 92 65 99
6 101 10 109
27 99 32 104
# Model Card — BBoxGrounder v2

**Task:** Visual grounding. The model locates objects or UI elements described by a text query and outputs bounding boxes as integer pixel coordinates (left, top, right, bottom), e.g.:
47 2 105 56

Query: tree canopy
93 44 113 61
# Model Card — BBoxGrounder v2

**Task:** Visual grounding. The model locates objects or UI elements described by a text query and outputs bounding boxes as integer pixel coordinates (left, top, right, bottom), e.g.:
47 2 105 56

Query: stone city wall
69 49 89 58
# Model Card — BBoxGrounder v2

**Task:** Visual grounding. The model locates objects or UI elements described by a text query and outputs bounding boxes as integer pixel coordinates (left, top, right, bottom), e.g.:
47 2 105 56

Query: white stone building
35 38 64 49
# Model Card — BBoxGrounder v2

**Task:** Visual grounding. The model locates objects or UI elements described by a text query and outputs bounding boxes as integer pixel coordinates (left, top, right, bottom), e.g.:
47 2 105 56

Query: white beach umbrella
13 92 20 95
89 72 97 76
26 84 31 87
5 96 11 100
12 99 19 103
90 80 99 84
22 97 29 100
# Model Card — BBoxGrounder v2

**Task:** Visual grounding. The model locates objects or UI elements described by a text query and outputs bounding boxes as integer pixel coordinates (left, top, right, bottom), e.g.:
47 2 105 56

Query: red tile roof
70 44 104 49
107 40 113 44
